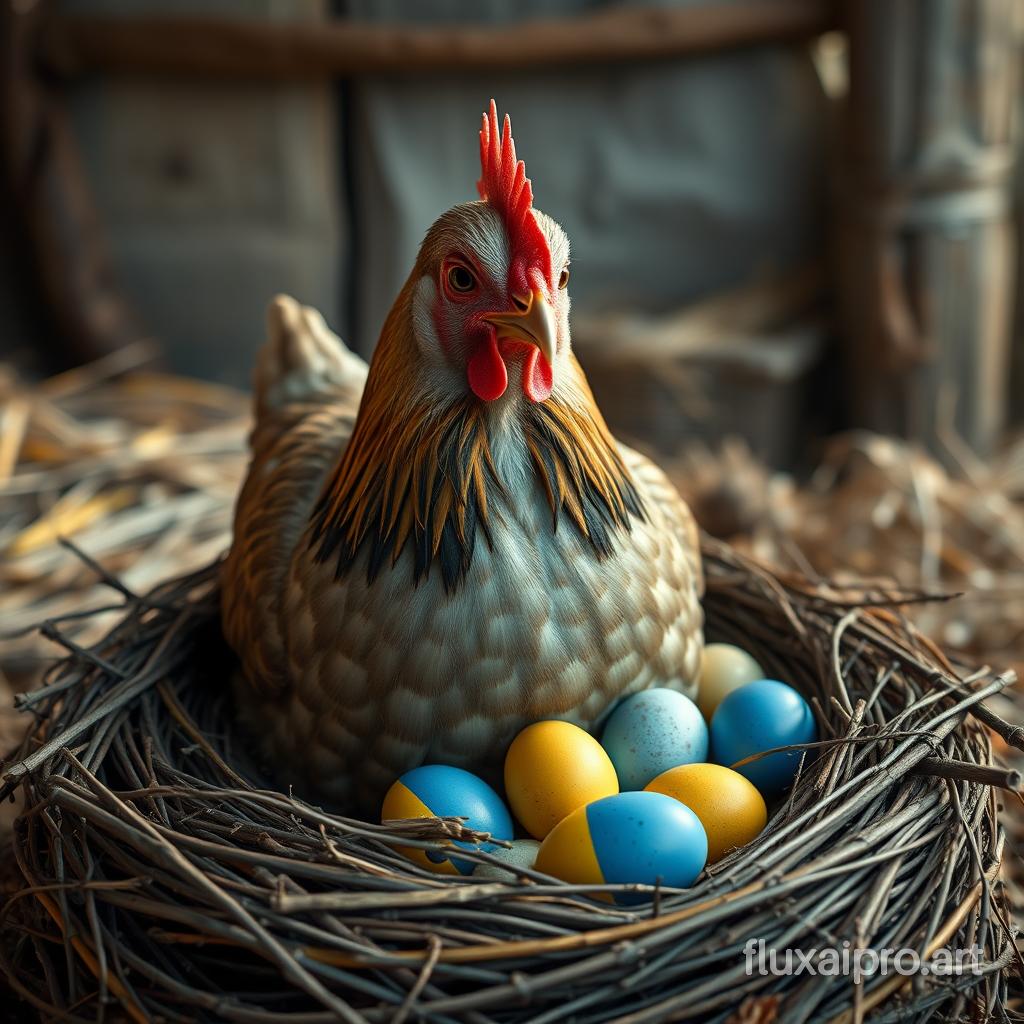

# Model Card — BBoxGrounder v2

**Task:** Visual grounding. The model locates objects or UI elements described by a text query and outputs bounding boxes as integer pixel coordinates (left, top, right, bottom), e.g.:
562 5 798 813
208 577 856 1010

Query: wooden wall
59 0 343 388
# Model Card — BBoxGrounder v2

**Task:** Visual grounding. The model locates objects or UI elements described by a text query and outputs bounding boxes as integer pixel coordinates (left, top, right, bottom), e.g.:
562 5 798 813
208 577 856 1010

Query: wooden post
1 1 143 367
38 3 836 80
838 0 1019 458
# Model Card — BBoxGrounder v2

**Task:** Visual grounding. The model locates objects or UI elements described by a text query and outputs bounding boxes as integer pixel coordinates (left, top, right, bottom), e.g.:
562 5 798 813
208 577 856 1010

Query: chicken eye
447 264 476 294
558 267 570 290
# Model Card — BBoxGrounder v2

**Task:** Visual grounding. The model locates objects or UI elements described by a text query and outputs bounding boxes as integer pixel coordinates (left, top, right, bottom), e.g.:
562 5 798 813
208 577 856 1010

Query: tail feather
254 294 368 421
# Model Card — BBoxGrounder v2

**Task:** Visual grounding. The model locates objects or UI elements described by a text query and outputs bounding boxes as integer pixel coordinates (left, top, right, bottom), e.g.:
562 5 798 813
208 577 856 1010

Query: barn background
2 0 1024 1009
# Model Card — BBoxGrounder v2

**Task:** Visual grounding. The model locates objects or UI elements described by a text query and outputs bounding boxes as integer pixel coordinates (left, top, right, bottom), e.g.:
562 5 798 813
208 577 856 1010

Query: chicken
222 102 704 814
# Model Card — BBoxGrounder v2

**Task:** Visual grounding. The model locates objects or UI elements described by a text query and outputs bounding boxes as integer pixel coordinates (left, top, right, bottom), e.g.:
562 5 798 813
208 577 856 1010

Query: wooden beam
39 1 837 81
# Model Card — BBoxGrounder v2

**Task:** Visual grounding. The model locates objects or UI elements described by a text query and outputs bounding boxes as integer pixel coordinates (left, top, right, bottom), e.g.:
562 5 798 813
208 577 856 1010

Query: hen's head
408 100 571 406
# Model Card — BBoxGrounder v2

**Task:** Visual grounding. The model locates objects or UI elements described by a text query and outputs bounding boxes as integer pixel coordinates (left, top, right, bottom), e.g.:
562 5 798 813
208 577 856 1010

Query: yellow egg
645 762 767 863
698 643 765 720
504 721 619 839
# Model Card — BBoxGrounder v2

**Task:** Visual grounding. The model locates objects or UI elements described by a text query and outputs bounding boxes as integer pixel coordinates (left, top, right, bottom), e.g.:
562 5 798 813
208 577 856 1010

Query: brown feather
310 326 644 591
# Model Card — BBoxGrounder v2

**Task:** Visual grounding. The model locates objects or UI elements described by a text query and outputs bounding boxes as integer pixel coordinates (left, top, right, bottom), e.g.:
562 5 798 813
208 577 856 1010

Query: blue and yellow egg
534 791 707 901
381 764 513 875
711 679 818 795
504 721 619 839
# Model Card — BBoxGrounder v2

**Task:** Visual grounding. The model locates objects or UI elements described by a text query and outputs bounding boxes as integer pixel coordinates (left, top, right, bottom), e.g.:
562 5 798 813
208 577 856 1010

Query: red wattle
523 346 553 403
467 336 508 401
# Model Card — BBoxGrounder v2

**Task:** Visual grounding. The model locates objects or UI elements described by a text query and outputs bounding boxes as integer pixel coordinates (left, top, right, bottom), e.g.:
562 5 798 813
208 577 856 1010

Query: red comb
476 100 552 293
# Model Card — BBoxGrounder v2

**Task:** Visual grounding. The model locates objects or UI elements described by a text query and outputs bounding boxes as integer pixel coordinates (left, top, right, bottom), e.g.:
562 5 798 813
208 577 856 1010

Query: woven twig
0 538 1017 1022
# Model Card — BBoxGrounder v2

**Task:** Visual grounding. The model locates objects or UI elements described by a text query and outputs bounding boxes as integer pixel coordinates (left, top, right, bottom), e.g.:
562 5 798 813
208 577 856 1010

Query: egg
600 688 708 791
645 763 767 863
711 679 818 795
534 791 707 901
381 764 513 875
472 839 541 881
504 721 618 839
698 643 766 720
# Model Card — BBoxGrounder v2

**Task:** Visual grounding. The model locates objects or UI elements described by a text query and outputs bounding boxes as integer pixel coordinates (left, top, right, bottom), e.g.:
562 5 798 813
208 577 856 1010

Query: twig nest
0 537 1013 1023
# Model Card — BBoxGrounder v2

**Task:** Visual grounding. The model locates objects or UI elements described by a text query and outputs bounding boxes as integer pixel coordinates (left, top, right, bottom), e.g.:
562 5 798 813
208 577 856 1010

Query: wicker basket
1 538 1017 1023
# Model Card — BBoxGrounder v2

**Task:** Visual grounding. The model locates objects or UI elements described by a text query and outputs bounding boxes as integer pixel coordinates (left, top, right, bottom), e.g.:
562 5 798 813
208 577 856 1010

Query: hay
0 351 247 777
0 345 247 677
677 432 1024 669
1 538 1019 1023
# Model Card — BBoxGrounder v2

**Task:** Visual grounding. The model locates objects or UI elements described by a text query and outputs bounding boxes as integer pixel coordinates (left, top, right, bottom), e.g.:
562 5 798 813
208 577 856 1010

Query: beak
482 290 556 368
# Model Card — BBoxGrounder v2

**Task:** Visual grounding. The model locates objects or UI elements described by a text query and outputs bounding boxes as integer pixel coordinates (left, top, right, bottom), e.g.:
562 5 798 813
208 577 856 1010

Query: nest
1 539 1021 1024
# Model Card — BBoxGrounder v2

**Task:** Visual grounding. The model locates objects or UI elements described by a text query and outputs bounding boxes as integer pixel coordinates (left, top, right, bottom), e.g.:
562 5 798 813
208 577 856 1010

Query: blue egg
601 688 709 791
382 765 514 875
710 680 817 795
535 791 708 902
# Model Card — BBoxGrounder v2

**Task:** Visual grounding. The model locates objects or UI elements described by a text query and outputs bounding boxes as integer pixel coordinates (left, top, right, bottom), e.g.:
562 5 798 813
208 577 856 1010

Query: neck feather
309 299 644 592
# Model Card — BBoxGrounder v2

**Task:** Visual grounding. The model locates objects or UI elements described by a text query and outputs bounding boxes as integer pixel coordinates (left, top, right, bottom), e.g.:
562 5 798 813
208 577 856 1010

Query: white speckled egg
600 689 708 791
472 839 541 880
698 643 765 721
